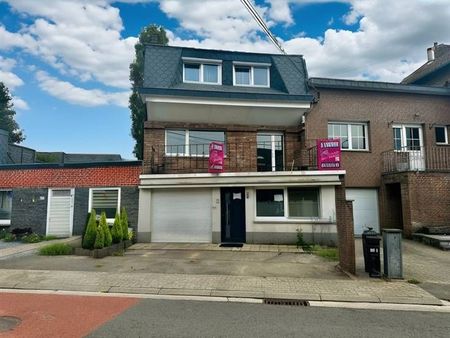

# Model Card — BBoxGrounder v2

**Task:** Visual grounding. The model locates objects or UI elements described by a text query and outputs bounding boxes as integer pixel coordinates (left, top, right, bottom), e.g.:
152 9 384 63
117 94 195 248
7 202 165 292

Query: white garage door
346 188 380 236
151 189 212 243
47 189 74 237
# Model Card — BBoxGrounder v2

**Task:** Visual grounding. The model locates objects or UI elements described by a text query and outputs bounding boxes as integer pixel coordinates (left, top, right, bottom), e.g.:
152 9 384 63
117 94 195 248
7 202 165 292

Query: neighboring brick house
306 78 450 237
137 44 354 266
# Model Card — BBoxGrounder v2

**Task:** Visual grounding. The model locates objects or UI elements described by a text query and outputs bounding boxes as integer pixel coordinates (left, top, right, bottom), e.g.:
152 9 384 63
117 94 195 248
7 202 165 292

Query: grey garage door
346 188 380 236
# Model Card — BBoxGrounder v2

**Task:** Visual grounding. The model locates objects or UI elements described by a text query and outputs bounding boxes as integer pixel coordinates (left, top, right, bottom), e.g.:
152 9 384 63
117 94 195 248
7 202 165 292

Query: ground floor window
89 188 120 220
0 190 12 225
256 187 320 218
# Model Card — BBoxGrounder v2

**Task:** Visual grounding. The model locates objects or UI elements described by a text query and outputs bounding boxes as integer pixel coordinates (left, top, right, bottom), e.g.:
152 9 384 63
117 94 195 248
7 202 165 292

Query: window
89 188 120 220
256 189 284 217
183 60 221 84
435 126 448 144
233 63 270 87
0 190 12 225
288 188 319 217
165 129 225 156
393 125 422 151
257 133 284 171
328 122 368 150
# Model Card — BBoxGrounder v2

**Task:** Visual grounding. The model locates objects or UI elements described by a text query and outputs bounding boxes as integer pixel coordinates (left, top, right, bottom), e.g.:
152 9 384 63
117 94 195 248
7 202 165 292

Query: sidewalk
0 237 81 260
0 268 441 305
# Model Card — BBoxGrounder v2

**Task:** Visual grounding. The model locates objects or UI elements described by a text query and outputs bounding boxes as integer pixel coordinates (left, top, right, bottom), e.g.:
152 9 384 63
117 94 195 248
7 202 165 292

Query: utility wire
240 0 286 55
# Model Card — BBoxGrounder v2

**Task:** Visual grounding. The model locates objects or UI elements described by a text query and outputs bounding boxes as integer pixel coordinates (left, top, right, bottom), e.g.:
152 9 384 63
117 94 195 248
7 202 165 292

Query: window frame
254 187 321 221
257 132 284 172
435 125 449 145
165 129 226 157
182 57 222 85
0 190 12 226
232 62 270 88
327 122 369 151
392 124 423 152
88 187 121 223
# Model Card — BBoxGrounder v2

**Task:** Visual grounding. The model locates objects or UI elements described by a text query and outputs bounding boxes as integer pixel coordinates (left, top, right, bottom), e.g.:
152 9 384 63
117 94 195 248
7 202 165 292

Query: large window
435 126 448 144
256 188 320 218
393 125 422 151
233 63 270 87
166 129 225 156
89 188 120 220
0 190 12 225
183 60 221 84
257 133 284 171
328 122 368 150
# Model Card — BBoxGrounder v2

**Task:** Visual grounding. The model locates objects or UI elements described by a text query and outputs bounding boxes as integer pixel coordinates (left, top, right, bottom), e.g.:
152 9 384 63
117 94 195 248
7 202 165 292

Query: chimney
427 47 435 61
0 129 9 164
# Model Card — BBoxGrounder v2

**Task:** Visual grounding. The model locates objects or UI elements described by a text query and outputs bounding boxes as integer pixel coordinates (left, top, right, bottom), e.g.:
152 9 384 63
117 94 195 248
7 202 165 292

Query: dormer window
182 57 221 85
233 62 270 87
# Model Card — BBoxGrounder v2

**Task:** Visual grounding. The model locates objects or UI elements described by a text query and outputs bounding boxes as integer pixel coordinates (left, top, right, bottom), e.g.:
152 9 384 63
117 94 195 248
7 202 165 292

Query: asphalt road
88 299 450 338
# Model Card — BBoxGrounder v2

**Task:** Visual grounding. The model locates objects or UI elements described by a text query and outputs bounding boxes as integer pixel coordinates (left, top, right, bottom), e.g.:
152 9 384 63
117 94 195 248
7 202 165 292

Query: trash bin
383 229 403 279
365 235 381 277
362 227 378 272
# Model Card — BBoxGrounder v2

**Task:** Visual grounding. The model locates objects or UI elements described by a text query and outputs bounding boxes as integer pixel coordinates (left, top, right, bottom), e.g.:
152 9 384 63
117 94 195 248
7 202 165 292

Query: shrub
111 212 123 244
0 229 8 240
21 233 43 243
82 210 98 249
296 228 311 251
128 230 134 242
3 232 16 242
94 225 105 249
39 243 73 255
100 212 112 247
120 207 129 241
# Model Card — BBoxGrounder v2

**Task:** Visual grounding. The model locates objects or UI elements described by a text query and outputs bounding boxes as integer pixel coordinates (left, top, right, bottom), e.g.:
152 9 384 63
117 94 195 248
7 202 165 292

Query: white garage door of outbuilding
46 188 74 237
346 188 380 236
151 189 212 243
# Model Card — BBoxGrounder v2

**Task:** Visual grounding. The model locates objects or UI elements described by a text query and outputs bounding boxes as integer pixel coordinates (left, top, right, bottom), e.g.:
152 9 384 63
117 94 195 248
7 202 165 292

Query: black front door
221 187 246 243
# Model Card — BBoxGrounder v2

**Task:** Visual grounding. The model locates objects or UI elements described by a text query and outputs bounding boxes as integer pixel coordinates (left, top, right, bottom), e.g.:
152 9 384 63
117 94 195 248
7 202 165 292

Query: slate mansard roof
139 44 313 101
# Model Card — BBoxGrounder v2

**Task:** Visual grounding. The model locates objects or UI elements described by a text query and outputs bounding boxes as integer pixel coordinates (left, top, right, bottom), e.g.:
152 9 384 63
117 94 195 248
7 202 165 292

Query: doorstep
129 243 304 253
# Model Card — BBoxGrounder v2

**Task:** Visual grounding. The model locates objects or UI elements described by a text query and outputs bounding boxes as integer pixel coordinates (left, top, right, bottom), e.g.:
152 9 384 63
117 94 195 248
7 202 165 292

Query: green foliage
296 228 311 251
128 230 134 242
112 249 124 256
21 233 42 243
43 235 58 241
0 229 7 240
39 243 73 255
82 209 98 249
129 25 168 159
3 232 16 242
120 207 129 240
100 212 112 247
94 225 105 249
111 212 123 244
407 278 421 284
312 245 339 261
35 153 60 163
0 82 25 143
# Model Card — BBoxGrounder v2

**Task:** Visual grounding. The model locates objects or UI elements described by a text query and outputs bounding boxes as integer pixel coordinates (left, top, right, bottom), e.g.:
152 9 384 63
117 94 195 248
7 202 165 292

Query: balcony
142 142 317 174
382 146 450 173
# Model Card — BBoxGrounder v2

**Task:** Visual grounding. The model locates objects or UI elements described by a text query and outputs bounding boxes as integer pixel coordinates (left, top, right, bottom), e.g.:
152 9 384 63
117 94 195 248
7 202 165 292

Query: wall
10 188 48 234
306 88 450 187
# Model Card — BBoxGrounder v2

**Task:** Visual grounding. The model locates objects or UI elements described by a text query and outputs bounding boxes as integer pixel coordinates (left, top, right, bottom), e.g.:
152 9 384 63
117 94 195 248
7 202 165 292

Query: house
0 129 141 237
402 42 450 87
307 77 450 237
137 45 353 252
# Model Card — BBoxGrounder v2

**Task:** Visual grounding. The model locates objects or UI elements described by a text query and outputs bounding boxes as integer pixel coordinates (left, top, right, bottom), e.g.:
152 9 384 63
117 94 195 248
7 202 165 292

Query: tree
129 25 168 159
100 212 112 247
83 210 97 249
120 207 129 241
94 225 105 249
0 82 25 143
111 212 123 244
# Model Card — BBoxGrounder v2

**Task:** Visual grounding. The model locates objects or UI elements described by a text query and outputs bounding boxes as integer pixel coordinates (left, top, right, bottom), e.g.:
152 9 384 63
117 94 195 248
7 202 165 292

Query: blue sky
0 0 448 159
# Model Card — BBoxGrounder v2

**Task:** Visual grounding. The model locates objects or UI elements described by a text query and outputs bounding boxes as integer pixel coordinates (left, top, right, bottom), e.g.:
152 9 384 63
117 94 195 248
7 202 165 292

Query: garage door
151 189 212 243
346 188 380 236
47 189 74 237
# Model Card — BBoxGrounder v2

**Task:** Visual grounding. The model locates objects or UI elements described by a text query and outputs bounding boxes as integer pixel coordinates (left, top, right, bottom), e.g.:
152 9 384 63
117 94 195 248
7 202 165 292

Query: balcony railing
142 141 315 174
382 146 450 173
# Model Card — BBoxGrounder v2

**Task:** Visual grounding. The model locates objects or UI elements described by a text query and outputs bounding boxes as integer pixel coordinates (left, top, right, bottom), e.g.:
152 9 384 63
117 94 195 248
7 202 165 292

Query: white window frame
0 190 12 226
328 122 369 151
233 62 270 88
88 187 121 223
435 125 449 145
165 129 225 157
257 132 284 171
392 124 424 151
254 187 321 221
182 57 222 85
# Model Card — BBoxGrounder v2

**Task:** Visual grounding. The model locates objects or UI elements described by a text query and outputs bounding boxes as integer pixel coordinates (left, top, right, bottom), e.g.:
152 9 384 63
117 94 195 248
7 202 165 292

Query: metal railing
382 146 450 173
142 141 315 174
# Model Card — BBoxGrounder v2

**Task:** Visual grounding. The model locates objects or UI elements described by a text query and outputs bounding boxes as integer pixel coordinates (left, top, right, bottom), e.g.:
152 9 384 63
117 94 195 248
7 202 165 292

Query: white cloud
12 96 29 110
36 70 129 108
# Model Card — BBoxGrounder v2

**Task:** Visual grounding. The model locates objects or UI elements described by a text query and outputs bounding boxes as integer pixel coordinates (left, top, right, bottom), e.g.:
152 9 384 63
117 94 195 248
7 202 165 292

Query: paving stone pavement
131 243 303 253
0 237 81 260
0 269 441 305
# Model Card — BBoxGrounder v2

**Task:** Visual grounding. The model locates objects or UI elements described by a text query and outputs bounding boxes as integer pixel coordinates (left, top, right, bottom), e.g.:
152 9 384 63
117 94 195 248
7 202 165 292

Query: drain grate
263 298 309 306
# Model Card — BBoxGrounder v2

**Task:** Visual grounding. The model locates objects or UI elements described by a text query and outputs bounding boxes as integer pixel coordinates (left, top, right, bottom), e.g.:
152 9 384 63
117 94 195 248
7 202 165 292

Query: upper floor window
0 190 12 225
435 126 448 144
328 122 369 151
233 63 270 87
166 129 225 156
183 58 221 85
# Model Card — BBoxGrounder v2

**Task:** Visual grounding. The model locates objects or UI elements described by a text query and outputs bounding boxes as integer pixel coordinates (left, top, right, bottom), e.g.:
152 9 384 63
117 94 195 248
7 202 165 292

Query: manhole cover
0 316 21 332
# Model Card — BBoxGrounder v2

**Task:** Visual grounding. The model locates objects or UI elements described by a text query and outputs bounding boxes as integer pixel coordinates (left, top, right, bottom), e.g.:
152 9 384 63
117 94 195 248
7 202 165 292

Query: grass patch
39 243 73 256
43 235 58 241
407 278 421 284
311 245 339 261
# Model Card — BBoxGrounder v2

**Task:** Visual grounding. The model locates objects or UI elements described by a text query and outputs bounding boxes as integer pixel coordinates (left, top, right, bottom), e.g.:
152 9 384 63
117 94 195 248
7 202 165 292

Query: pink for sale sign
208 142 224 173
317 139 341 170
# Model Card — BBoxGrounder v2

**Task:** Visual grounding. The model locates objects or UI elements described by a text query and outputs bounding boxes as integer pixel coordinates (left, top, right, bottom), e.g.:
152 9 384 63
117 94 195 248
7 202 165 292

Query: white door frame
46 188 75 236
393 124 425 170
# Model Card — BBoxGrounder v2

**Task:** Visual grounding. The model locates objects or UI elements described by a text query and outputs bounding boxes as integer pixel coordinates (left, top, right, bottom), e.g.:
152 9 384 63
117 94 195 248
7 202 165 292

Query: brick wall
0 165 141 189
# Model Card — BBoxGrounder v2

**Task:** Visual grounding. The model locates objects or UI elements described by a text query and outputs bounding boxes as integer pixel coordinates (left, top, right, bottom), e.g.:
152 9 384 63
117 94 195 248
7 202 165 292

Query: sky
0 0 449 159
